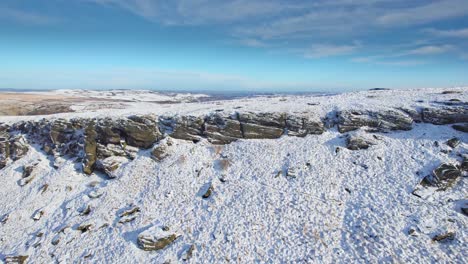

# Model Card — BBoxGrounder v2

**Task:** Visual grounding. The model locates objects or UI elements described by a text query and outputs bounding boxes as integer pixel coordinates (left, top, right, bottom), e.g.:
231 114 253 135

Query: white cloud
406 45 453 55
377 0 468 26
425 28 468 38
304 44 359 58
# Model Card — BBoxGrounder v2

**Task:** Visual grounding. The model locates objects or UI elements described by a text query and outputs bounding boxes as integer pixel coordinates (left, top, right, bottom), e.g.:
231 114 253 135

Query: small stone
432 232 455 242
286 168 297 178
32 210 44 221
202 184 213 199
88 189 104 199
446 137 460 148
181 244 195 261
77 223 92 233
4 255 28 264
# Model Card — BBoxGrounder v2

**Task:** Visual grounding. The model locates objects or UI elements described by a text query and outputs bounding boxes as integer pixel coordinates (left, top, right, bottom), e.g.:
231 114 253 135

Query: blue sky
1 0 467 92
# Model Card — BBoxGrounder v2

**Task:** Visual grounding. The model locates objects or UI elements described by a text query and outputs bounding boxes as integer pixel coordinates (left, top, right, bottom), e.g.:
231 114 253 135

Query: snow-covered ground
0 87 467 263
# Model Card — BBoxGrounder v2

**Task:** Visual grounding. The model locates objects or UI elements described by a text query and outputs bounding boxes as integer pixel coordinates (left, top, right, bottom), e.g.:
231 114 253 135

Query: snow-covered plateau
0 87 467 263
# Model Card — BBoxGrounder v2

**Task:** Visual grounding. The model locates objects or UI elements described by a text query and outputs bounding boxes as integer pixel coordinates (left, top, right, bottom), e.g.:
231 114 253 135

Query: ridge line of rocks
0 105 467 175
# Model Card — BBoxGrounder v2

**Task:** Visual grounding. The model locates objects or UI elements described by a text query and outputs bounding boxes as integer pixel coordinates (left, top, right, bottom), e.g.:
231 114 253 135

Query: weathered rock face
286 114 324 137
0 132 10 169
346 134 378 150
337 109 413 133
204 113 242 144
422 107 468 125
421 163 462 190
161 116 204 142
137 225 179 251
83 122 97 175
95 156 128 178
239 112 285 139
119 115 161 148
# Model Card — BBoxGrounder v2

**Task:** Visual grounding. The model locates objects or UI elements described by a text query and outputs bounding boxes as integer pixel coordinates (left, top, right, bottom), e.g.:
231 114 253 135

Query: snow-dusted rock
337 109 413 133
346 133 378 150
422 107 468 125
161 115 204 142
286 114 324 137
95 156 128 178
137 225 179 251
204 112 242 144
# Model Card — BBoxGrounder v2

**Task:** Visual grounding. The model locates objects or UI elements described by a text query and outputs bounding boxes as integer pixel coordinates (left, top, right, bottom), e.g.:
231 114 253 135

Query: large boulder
119 115 161 148
337 109 413 133
238 112 286 139
422 107 468 125
137 225 179 251
286 114 324 137
95 118 122 145
9 135 29 161
161 115 204 142
452 123 468 133
204 113 242 144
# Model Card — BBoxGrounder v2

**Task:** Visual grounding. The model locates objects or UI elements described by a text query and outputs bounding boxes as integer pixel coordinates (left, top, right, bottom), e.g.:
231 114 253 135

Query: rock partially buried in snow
137 225 179 251
337 109 413 133
446 137 460 148
95 156 128 178
422 107 468 125
4 255 28 264
433 163 461 190
432 232 455 243
346 134 378 150
452 123 468 132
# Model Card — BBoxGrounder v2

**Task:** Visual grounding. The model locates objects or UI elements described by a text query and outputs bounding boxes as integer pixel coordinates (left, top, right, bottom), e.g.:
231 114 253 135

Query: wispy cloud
406 45 454 55
0 7 56 25
376 0 468 26
424 27 468 38
304 43 359 58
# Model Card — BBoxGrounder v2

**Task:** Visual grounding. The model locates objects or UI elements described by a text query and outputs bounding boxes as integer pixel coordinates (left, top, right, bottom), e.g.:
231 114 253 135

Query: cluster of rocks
0 105 466 175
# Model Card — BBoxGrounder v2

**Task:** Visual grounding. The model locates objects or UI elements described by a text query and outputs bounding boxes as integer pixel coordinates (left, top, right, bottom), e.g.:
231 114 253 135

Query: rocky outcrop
204 113 242 144
161 115 204 142
137 225 179 251
239 112 285 139
0 132 29 169
422 107 468 125
337 109 413 133
286 115 324 137
118 115 161 148
83 122 97 175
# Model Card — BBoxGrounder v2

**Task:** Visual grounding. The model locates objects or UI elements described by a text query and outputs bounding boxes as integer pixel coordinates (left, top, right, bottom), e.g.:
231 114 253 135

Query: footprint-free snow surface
0 88 467 263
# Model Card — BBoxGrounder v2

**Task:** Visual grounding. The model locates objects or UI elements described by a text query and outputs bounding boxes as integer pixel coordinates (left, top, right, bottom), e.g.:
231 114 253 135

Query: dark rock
422 107 468 125
137 226 179 251
162 115 204 142
202 184 213 199
432 232 455 242
95 118 122 145
286 114 324 137
95 156 128 178
4 255 28 264
119 115 161 148
460 155 468 171
9 135 29 161
151 142 170 161
76 223 92 233
452 123 468 132
22 163 37 178
433 163 462 190
446 138 460 148
337 109 413 133
441 90 461 94
239 112 286 139
83 122 97 175
204 113 242 144
346 134 377 150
